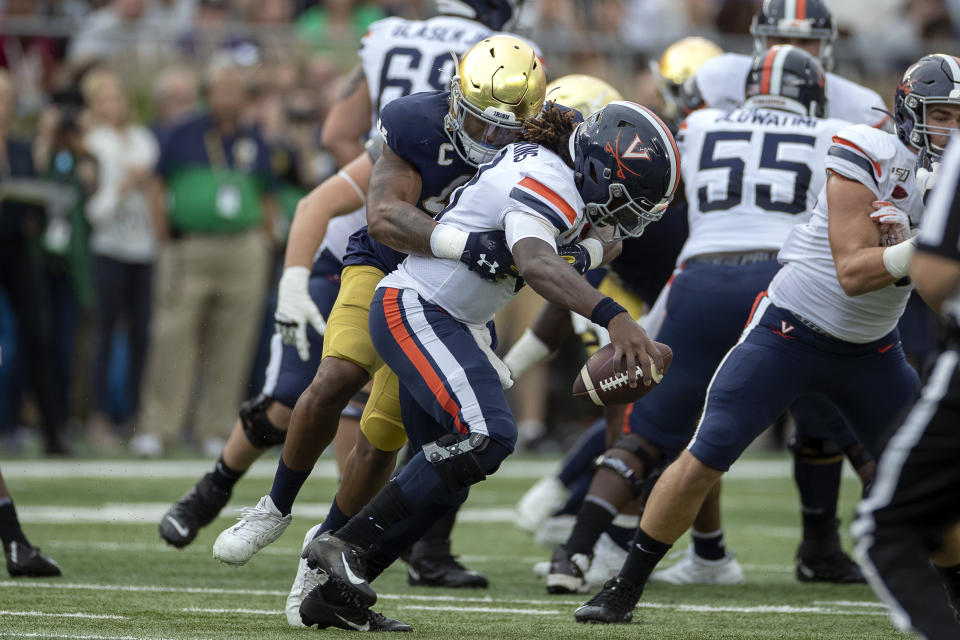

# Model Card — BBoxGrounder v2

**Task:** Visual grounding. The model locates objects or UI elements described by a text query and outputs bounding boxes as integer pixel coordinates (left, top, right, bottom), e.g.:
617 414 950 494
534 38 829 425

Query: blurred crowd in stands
0 0 956 457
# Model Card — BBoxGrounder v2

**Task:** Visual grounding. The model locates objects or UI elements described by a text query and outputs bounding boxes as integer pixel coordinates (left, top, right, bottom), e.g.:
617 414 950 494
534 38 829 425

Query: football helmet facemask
896 54 960 159
571 101 680 240
750 0 837 71
744 45 827 118
446 35 546 166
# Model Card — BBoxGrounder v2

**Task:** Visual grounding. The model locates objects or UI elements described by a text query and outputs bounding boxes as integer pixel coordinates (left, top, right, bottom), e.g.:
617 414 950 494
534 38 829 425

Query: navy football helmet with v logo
436 0 523 30
571 101 680 239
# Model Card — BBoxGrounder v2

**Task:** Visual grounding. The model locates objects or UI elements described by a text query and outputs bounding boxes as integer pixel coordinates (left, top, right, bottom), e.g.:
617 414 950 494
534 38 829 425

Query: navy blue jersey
343 91 475 273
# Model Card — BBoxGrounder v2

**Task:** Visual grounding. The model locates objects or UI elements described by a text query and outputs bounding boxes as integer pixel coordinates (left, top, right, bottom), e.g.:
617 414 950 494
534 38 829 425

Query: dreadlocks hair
521 102 578 168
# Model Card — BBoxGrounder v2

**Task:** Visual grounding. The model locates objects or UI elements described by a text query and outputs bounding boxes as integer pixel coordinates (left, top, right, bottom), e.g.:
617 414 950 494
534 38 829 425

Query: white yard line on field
0 458 849 481
0 580 888 618
0 611 125 619
15 504 516 525
182 607 281 615
8 634 213 640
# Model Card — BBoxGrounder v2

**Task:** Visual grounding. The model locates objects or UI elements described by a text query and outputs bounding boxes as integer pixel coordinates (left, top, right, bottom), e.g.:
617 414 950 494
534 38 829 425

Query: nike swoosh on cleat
342 552 366 585
335 613 370 631
165 515 191 538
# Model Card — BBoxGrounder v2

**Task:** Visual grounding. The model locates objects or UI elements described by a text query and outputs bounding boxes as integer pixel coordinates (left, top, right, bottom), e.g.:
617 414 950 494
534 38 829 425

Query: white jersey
320 15 491 265
694 53 891 130
676 106 849 263
769 125 924 343
380 142 587 325
359 15 491 133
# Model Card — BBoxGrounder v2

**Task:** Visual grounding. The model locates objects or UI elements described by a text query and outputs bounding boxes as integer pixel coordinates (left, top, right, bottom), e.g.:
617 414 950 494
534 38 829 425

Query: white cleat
584 533 628 588
649 545 745 585
212 495 292 566
533 514 576 547
515 476 569 532
286 523 324 627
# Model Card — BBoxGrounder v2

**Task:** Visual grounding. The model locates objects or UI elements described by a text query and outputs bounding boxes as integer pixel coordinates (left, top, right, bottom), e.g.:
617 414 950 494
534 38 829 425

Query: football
572 342 673 406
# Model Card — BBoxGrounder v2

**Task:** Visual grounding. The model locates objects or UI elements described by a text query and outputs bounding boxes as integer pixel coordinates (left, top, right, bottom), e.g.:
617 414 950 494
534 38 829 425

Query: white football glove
275 266 326 361
870 201 911 246
916 161 940 203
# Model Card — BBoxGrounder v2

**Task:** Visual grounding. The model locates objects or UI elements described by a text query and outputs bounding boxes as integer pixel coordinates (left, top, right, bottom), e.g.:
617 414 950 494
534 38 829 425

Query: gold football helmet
545 74 623 118
655 36 723 123
446 35 546 166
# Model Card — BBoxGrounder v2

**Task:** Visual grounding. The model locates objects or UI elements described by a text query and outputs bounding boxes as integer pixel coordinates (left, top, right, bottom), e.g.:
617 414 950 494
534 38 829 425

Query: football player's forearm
367 200 436 256
833 247 897 296
283 173 366 269
911 251 960 313
515 239 605 319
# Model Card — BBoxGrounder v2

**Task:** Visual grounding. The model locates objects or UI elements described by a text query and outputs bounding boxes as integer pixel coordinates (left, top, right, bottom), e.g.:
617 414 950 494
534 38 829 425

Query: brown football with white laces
572 342 673 406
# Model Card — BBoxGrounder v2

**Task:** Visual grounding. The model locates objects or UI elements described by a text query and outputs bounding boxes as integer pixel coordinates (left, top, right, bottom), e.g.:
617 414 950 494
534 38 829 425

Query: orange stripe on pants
382 288 467 434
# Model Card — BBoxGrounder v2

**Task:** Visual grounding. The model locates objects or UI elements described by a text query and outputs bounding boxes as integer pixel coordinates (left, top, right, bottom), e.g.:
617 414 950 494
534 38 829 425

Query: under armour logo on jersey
622 134 652 160
476 254 499 275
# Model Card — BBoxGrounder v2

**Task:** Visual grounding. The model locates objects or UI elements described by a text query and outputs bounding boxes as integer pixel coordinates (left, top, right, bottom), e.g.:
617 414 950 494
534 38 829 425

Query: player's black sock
691 528 726 561
210 456 244 492
619 527 671 588
269 457 312 516
318 498 350 536
794 447 842 542
0 498 30 549
337 480 413 550
566 496 617 556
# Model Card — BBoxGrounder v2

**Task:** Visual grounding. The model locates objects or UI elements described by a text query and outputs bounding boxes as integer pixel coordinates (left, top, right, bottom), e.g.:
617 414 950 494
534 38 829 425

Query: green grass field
0 453 904 640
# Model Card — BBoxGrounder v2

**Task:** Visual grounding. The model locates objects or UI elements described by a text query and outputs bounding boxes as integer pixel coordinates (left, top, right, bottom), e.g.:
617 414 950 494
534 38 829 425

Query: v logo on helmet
605 131 645 180
622 135 652 160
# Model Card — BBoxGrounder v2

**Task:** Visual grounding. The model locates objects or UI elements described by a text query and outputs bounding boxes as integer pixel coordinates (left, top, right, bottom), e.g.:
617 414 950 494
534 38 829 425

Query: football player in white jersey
691 0 890 130
576 53 960 625
297 100 680 632
157 0 515 560
546 45 853 595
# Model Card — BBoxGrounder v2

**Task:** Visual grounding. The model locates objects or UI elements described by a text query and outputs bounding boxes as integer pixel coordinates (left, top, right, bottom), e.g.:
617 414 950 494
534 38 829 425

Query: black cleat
5 541 61 578
545 545 590 594
574 576 642 624
300 582 412 632
407 543 488 589
796 535 866 584
302 533 377 606
159 473 231 548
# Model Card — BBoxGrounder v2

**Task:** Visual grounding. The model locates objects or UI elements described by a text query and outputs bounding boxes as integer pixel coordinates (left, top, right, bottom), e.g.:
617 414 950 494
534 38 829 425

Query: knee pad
423 433 498 492
594 454 646 496
611 433 662 477
790 435 843 466
239 394 287 449
360 369 407 452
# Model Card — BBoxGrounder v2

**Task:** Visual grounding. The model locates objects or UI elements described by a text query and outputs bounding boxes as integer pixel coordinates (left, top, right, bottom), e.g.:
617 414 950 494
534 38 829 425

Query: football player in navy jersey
157 0 516 568
299 99 679 633
575 53 960 626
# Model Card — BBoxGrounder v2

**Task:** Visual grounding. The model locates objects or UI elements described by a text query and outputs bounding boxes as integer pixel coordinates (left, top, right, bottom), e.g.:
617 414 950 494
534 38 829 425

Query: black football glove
460 230 518 282
558 242 592 274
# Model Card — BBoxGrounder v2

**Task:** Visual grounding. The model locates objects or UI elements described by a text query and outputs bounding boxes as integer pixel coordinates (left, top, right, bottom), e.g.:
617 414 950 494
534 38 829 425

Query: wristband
590 296 627 328
882 238 916 279
430 224 470 260
580 237 604 270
